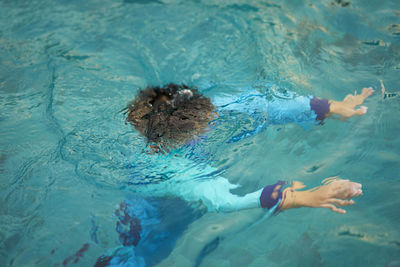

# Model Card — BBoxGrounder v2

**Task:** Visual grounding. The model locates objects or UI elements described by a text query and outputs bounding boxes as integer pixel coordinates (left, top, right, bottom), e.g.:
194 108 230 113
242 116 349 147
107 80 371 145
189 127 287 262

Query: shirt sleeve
188 178 287 213
159 168 287 213
212 91 318 144
139 156 286 213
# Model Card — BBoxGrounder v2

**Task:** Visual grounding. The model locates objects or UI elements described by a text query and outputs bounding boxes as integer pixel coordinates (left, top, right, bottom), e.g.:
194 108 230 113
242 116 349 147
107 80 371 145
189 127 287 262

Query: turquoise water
1 0 400 266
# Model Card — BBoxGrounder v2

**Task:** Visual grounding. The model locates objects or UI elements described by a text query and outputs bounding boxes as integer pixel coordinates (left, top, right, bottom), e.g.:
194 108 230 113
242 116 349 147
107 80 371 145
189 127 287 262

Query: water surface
1 0 400 266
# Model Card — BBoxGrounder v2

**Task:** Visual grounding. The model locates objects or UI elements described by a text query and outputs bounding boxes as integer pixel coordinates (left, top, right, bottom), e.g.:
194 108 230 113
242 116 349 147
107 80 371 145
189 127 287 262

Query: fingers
329 198 355 207
361 87 374 97
336 180 363 199
349 182 363 197
321 204 346 214
354 106 368 116
322 179 362 199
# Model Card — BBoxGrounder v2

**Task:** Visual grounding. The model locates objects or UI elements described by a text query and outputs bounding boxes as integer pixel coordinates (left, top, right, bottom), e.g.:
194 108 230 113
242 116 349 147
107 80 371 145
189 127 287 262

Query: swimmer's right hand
329 88 374 119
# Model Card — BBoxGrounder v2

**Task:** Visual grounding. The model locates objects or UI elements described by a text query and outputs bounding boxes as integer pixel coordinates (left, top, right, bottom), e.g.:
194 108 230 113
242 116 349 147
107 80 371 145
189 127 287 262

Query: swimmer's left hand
281 177 363 214
308 177 362 214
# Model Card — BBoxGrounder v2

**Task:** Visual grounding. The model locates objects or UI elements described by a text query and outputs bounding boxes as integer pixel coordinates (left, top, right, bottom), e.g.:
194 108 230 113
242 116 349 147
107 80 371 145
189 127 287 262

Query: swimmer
97 84 367 266
124 83 367 214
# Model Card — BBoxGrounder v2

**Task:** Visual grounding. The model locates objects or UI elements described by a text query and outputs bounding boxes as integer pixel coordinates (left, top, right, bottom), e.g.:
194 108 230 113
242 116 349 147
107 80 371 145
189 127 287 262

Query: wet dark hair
126 83 215 149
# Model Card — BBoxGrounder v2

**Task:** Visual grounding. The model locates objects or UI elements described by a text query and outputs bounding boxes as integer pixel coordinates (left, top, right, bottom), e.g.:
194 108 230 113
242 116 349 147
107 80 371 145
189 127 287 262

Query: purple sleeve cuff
310 97 330 123
259 181 287 211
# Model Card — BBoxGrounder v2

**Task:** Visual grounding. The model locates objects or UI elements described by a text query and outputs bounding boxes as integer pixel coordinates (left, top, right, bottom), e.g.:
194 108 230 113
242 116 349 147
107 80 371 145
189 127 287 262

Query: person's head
126 83 215 150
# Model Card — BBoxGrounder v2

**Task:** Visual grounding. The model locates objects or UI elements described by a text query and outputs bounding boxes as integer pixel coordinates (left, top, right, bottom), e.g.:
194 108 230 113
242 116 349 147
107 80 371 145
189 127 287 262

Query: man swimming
95 83 369 266
124 83 368 215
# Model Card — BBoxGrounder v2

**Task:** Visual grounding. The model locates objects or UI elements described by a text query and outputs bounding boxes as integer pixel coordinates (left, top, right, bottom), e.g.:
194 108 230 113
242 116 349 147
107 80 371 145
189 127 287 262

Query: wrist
295 190 313 208
328 100 339 114
280 189 312 210
259 181 286 210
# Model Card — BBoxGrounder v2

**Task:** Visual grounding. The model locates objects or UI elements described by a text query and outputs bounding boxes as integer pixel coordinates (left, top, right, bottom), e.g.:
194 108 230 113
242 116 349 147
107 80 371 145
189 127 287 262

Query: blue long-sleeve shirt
212 90 317 143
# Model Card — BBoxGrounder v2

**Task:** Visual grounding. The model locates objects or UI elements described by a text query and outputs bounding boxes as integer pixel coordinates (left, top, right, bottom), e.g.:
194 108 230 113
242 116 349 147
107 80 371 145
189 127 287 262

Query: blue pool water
1 0 400 266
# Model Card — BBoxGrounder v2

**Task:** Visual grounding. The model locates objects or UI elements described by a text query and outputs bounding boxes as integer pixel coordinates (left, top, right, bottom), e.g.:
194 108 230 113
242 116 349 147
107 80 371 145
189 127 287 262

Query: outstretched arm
165 173 362 214
142 156 362 214
203 177 363 214
327 88 374 119
157 177 362 266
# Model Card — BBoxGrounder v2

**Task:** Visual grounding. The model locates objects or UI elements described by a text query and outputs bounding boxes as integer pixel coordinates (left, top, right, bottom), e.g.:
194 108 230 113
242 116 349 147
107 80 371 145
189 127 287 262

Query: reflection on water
0 0 400 266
